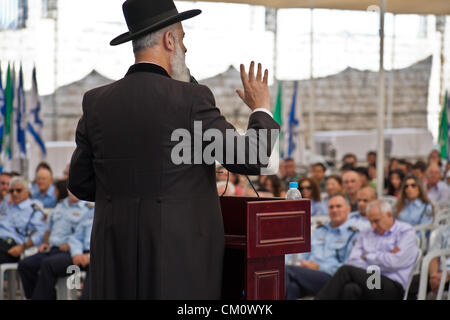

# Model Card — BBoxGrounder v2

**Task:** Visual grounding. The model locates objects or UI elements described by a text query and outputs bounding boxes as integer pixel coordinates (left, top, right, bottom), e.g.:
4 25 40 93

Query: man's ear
163 30 175 52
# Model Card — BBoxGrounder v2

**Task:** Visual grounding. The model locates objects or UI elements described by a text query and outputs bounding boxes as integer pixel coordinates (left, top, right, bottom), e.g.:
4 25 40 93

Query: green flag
273 81 282 125
4 63 13 159
273 81 283 158
438 91 448 159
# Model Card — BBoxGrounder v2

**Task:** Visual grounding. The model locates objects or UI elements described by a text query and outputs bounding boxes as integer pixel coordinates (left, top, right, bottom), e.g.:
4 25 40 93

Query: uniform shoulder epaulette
31 202 44 213
85 202 95 209
348 226 359 232
316 222 326 228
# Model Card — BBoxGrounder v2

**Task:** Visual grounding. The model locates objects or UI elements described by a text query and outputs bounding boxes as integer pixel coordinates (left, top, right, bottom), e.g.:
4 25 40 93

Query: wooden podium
220 196 310 300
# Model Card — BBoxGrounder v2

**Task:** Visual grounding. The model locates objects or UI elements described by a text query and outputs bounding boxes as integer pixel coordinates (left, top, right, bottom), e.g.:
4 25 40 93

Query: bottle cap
289 182 298 189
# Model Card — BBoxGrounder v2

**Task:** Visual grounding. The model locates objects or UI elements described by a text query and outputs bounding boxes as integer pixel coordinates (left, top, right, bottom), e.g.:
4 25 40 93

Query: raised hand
236 61 270 111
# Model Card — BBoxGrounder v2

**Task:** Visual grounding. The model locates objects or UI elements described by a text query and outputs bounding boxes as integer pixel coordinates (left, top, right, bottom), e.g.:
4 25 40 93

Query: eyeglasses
405 183 417 189
9 188 23 194
299 186 312 191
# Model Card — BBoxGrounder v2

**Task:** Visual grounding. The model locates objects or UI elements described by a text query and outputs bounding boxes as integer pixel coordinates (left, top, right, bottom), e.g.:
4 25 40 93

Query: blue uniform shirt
31 183 57 209
296 220 359 275
348 211 372 231
0 198 48 245
68 208 94 256
48 198 91 247
397 199 433 227
0 198 9 217
311 200 327 216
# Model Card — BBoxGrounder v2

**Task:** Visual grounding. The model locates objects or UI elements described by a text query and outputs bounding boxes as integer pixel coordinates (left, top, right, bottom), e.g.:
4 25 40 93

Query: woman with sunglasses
298 177 327 216
395 174 433 227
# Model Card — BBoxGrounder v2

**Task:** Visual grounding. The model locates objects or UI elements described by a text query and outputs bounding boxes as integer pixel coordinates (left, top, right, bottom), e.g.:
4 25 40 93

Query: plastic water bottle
286 182 302 200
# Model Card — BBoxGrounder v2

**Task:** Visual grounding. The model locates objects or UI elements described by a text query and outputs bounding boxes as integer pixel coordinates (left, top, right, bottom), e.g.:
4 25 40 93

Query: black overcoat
68 63 279 299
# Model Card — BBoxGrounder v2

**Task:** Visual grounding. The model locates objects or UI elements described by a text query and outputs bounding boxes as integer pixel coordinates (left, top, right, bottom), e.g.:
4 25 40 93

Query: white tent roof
178 0 450 15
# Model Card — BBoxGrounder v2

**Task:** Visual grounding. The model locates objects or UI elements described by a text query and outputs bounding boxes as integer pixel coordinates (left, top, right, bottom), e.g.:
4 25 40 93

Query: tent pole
308 0 316 159
376 0 386 198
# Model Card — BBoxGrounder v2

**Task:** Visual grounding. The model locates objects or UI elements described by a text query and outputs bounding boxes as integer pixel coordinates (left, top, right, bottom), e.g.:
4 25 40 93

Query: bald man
348 186 377 231
342 171 362 212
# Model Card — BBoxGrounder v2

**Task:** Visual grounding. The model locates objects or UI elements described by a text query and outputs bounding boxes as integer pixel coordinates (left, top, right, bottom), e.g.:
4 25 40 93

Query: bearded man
68 0 279 299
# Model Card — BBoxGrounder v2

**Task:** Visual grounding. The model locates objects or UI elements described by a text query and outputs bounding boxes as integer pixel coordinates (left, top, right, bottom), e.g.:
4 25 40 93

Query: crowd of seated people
215 149 450 300
0 162 94 300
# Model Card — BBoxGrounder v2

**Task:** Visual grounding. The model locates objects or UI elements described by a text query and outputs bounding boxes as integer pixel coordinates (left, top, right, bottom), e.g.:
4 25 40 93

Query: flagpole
308 0 316 160
376 0 386 199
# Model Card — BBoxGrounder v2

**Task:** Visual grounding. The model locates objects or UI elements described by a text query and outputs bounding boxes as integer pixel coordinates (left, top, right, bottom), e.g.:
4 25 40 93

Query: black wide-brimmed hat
110 0 201 46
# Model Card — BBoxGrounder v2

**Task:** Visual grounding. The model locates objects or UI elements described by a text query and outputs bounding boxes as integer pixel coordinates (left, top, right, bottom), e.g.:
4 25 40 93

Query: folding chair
417 248 450 300
403 236 423 300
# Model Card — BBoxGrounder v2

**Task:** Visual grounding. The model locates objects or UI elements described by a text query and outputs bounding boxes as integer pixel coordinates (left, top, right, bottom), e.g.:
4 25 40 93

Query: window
0 0 27 30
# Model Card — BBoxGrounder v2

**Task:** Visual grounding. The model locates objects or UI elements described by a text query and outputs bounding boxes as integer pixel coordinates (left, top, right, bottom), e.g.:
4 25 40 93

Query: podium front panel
246 199 310 259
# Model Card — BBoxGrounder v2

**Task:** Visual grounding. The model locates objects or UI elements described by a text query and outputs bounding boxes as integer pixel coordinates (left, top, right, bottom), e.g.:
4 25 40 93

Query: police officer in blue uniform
285 194 359 299
30 166 57 209
18 190 90 299
31 205 94 300
0 177 47 264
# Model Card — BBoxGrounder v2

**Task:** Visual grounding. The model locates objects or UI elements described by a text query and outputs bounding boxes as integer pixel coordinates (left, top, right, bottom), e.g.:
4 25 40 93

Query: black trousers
285 265 332 299
0 238 20 264
315 265 404 300
18 247 66 298
30 252 90 300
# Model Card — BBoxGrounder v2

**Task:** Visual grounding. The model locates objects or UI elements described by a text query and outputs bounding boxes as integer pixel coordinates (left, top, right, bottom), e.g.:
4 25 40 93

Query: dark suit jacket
68 62 280 299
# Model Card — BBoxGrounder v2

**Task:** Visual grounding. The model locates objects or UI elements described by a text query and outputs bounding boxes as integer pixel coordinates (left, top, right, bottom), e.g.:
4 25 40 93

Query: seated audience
426 164 450 203
298 177 326 216
53 180 69 203
387 169 405 198
31 207 94 300
316 199 418 300
427 225 450 294
285 194 359 299
281 158 299 189
411 161 427 183
0 177 47 264
342 171 361 212
366 151 376 167
322 175 343 209
348 186 377 231
397 159 412 176
354 167 375 190
263 175 285 198
0 172 12 217
342 153 357 168
18 191 91 299
310 163 327 193
395 174 433 227
31 165 57 209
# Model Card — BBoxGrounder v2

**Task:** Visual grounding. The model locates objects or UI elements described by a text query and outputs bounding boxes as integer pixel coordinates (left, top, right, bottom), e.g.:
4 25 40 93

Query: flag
273 82 282 125
0 64 5 154
3 63 13 160
273 81 284 158
438 91 448 160
27 66 46 156
16 64 26 158
287 81 299 157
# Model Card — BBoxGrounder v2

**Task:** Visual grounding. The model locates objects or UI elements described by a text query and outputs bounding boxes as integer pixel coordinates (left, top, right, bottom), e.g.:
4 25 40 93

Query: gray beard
170 43 191 82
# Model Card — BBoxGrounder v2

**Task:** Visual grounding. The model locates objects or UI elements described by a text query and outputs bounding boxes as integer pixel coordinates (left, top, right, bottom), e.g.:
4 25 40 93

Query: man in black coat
68 0 280 299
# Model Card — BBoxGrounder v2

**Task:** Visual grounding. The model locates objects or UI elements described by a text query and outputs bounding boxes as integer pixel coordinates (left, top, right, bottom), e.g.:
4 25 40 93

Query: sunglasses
9 188 23 194
299 186 312 191
405 183 417 189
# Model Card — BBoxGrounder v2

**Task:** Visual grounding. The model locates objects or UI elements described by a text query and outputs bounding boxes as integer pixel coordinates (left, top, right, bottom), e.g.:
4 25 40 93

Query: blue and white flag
27 66 46 156
0 64 5 154
287 81 299 157
16 64 26 158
